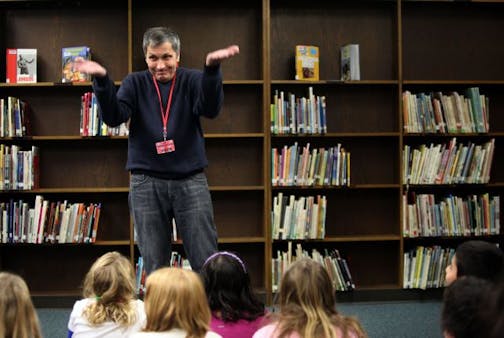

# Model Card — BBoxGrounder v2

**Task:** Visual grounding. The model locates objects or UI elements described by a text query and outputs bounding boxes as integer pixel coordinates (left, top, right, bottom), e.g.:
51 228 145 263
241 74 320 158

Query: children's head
0 272 43 338
83 251 136 301
445 240 504 286
274 258 344 338
143 267 210 337
279 258 336 314
82 251 137 325
201 251 264 322
490 281 504 338
441 276 496 338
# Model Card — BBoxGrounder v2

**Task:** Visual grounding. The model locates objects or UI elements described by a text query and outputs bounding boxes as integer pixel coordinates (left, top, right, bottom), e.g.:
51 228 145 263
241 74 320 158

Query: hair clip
203 251 246 273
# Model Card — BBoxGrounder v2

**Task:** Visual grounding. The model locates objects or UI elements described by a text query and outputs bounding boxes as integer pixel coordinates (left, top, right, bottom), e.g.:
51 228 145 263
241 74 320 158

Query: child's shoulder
132 298 144 306
132 299 147 321
72 298 94 310
206 332 223 338
252 323 282 338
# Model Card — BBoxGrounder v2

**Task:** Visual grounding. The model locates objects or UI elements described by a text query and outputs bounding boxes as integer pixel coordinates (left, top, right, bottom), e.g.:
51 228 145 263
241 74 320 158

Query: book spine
6 49 17 84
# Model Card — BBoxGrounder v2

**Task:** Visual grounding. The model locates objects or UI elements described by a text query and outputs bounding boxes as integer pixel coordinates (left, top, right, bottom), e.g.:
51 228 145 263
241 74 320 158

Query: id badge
156 139 175 154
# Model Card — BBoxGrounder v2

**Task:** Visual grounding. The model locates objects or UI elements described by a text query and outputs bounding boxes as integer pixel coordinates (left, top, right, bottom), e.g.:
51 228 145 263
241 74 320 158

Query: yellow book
414 246 424 289
448 144 463 184
307 148 318 186
295 45 319 81
317 148 327 186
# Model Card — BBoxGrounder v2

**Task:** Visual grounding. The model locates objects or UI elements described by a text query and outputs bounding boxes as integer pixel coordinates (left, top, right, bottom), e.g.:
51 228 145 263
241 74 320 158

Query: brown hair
82 251 138 326
0 272 43 338
143 267 211 338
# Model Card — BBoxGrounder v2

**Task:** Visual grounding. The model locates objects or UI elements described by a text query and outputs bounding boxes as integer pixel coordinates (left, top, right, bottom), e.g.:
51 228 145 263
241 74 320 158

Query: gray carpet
38 301 442 338
338 301 442 338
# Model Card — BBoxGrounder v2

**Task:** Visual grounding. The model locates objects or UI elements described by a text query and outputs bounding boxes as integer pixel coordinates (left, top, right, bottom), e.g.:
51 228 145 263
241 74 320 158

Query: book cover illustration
6 48 37 84
340 44 360 81
295 45 319 81
62 46 91 83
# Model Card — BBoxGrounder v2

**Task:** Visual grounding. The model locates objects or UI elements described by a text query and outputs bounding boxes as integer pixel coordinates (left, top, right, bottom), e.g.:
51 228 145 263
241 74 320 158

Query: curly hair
82 251 138 326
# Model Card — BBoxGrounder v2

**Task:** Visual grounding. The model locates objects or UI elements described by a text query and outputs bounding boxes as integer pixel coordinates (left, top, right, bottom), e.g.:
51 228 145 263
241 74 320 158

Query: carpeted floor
38 301 442 338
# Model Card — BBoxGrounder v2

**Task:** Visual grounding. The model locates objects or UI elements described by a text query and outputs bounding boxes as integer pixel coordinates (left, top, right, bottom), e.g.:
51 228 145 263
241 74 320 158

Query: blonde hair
0 272 43 338
82 251 137 326
274 258 367 338
143 267 211 338
342 315 367 338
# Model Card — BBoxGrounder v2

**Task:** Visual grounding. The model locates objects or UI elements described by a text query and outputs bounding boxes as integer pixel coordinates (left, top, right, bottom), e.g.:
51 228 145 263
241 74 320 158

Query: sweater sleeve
195 64 224 119
93 74 133 127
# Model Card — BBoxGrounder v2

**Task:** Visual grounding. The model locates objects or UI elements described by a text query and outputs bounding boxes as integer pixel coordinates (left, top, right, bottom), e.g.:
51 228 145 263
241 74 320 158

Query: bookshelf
269 0 400 292
401 0 504 288
0 0 502 302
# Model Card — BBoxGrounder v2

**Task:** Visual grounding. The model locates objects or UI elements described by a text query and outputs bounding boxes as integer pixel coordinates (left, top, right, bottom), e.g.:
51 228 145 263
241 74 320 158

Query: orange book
62 46 91 83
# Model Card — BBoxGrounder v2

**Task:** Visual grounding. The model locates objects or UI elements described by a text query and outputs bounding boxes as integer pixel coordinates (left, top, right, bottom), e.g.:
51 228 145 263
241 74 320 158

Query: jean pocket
130 174 150 187
190 172 208 184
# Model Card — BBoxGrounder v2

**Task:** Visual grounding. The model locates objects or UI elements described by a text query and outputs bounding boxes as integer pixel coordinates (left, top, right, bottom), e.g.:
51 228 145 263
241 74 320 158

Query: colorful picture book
340 44 360 81
295 45 319 81
61 46 91 83
6 48 37 84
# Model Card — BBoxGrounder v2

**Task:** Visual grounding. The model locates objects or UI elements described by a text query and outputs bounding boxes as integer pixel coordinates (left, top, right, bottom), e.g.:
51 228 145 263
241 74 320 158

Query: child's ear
443 330 455 338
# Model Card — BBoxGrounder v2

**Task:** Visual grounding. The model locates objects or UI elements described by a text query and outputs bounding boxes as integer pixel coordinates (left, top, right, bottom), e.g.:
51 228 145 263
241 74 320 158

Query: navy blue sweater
93 66 223 178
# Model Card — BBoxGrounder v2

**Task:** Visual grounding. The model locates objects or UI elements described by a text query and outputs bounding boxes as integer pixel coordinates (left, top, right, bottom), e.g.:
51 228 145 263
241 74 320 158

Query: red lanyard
152 74 176 140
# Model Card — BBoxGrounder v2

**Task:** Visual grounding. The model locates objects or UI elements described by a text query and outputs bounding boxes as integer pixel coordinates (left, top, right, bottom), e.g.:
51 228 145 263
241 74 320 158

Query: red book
6 48 37 83
6 48 17 83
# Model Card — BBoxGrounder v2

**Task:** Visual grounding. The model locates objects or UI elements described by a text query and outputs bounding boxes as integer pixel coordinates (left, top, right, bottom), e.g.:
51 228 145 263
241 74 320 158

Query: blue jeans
129 172 218 274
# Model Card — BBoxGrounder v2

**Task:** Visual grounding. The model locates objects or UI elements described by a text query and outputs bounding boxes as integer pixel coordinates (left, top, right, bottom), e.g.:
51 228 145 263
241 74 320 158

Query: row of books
272 142 350 187
0 97 31 137
0 195 101 244
272 193 327 240
270 87 327 135
5 46 91 84
1 93 128 138
80 92 129 137
402 193 500 238
0 144 39 191
403 245 455 290
135 252 190 296
294 44 360 81
402 87 489 134
272 242 355 292
402 138 495 185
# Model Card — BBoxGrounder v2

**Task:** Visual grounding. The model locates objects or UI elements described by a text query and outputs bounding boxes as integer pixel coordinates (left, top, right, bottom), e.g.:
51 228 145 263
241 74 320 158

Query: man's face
145 42 179 83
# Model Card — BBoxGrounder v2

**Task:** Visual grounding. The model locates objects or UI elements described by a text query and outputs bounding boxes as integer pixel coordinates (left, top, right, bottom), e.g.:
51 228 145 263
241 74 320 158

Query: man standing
74 26 239 274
